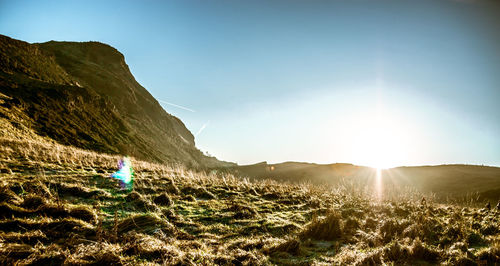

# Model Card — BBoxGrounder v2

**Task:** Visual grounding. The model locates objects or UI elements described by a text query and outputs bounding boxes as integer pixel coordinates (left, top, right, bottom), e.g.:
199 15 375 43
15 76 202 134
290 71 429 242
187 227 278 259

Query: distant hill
234 161 373 184
233 162 500 202
0 34 233 168
388 164 500 201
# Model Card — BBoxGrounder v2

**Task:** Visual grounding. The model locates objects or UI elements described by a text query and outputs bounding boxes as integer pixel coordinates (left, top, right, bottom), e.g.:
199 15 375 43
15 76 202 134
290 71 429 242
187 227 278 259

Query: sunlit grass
0 137 498 264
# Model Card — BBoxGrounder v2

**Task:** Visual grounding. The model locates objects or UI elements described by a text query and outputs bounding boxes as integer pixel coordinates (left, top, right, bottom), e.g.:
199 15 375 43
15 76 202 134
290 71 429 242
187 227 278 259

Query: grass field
0 137 499 265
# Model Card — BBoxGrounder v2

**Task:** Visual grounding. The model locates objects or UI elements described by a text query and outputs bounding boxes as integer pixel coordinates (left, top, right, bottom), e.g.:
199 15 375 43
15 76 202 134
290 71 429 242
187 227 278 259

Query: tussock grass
116 213 172 235
409 238 441 261
153 192 173 206
299 211 343 241
21 194 46 209
0 186 21 205
124 191 157 212
227 200 259 219
266 238 301 255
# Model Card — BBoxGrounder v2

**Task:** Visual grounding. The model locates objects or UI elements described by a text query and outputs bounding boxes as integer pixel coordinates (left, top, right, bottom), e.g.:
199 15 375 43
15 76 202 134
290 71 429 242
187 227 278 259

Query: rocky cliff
0 34 231 168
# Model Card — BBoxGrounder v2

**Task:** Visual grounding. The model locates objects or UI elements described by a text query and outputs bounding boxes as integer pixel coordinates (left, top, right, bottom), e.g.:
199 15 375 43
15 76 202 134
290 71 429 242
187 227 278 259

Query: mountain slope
0 34 231 168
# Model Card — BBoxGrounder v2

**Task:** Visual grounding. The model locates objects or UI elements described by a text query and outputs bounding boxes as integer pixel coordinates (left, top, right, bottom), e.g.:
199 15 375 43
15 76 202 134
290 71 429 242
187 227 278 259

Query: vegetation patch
0 138 498 264
299 211 343 241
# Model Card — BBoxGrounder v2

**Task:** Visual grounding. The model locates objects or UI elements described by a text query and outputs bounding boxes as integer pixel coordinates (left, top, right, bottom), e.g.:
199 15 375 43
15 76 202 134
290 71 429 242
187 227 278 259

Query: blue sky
1 0 500 167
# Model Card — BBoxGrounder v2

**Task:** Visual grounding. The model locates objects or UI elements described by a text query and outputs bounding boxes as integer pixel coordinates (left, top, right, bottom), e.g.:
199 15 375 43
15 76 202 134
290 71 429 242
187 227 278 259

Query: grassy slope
0 138 499 265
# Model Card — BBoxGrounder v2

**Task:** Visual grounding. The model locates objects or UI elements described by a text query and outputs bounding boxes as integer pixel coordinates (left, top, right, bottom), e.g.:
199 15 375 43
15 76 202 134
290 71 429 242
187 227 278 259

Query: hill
233 162 500 203
0 34 232 168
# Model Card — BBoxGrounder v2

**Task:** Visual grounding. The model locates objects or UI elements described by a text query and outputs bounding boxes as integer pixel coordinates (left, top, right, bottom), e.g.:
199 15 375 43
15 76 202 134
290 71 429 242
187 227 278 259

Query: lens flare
111 156 134 190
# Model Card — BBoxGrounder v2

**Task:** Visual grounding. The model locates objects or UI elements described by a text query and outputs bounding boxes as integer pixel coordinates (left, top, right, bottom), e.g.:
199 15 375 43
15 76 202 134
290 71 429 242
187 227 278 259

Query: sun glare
375 168 383 200
350 112 415 169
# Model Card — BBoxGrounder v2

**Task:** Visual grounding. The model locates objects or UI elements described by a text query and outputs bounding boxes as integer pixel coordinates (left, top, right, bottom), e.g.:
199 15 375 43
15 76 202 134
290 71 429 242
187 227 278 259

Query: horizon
237 160 500 169
1 0 500 168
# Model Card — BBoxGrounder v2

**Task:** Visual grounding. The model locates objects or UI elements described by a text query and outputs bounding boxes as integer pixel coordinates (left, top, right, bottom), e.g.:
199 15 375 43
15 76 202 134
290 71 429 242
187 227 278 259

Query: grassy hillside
0 34 232 169
234 162 500 204
0 137 498 265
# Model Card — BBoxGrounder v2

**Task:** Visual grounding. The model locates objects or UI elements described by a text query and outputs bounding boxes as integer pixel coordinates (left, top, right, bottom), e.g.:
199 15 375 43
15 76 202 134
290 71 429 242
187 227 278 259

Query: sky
1 0 500 167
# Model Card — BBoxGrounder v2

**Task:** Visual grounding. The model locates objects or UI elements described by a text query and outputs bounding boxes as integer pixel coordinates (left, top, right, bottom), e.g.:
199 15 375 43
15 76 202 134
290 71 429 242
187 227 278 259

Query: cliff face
0 34 230 168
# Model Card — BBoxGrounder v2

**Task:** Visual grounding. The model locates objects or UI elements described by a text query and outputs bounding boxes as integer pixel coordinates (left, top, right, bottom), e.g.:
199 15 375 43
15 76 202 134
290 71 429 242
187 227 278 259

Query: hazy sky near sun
1 0 500 167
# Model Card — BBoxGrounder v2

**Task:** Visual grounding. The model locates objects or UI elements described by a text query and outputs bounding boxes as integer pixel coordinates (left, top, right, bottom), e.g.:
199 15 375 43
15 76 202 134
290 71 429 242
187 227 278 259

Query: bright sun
351 113 414 169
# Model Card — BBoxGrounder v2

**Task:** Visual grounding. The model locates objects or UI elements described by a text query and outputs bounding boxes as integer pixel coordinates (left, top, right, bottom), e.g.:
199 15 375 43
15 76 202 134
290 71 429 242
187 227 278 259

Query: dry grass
299 210 343 241
0 137 176 173
0 137 499 264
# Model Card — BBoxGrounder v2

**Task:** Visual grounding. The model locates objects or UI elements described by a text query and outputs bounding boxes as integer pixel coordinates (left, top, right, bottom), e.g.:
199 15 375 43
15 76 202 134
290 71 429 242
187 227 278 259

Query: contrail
158 99 195 113
195 120 210 137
